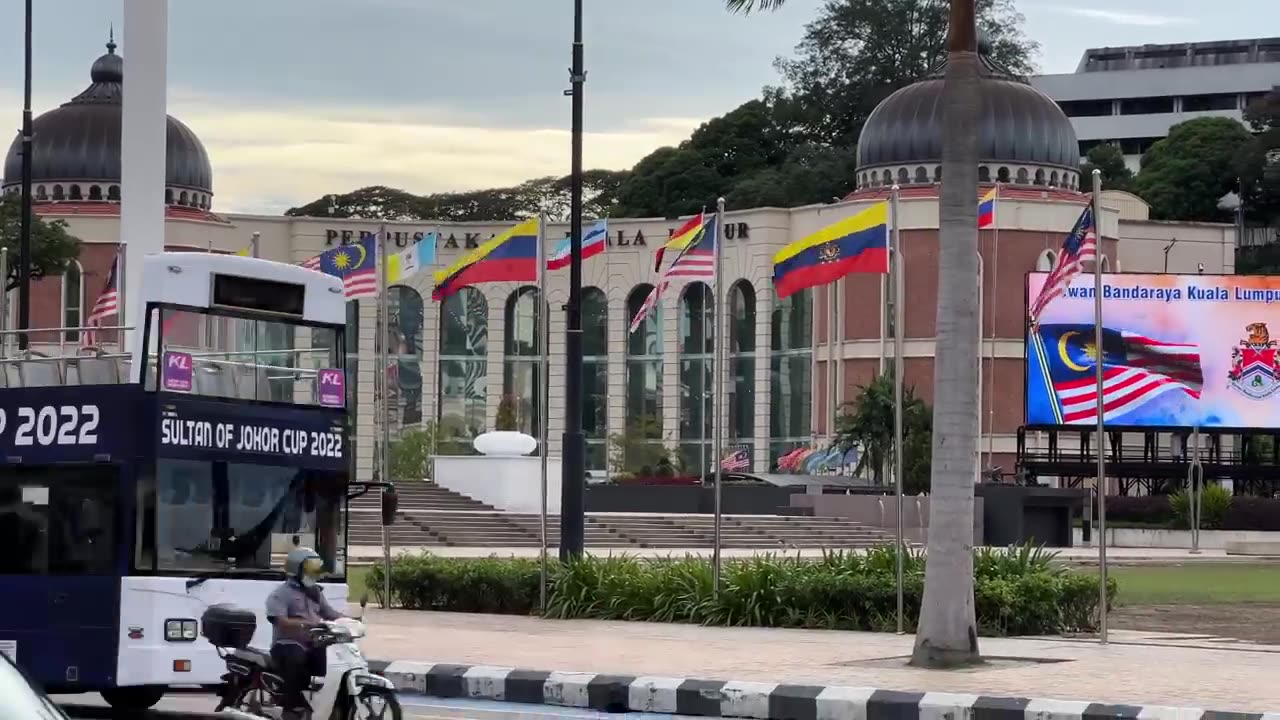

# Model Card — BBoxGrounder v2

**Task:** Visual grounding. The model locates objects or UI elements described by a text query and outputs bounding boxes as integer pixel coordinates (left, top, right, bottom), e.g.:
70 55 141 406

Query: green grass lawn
1109 564 1280 605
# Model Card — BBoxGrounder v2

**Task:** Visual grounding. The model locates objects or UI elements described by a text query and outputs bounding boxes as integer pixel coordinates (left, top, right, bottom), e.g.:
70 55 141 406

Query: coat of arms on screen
1228 322 1280 399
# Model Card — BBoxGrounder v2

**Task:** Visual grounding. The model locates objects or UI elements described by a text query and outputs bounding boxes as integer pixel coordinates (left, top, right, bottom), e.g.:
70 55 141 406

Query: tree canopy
1080 143 1133 192
1132 117 1254 223
1238 89 1280 226
0 194 81 292
292 0 1037 221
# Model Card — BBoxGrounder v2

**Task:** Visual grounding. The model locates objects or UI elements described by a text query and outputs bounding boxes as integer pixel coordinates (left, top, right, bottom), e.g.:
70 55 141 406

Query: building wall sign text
324 223 751 249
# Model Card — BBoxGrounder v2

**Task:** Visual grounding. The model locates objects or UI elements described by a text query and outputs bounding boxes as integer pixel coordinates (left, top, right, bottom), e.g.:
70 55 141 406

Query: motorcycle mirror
380 485 399 526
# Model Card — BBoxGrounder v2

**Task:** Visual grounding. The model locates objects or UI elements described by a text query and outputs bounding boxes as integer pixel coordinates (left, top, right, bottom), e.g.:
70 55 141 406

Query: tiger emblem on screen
1228 322 1280 399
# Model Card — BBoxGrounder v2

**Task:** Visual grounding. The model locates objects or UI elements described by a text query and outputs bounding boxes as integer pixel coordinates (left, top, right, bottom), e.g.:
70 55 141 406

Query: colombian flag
772 202 889 299
978 186 998 229
652 211 705 272
432 218 539 300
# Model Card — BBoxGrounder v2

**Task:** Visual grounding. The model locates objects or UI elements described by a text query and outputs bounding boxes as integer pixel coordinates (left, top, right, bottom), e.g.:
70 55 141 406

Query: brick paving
359 610 1280 713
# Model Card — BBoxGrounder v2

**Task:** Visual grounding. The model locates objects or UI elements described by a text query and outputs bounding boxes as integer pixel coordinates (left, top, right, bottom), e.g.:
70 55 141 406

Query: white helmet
284 547 324 587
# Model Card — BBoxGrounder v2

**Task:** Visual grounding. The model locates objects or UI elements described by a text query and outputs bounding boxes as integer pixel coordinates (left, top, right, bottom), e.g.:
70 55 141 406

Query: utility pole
18 0 33 350
559 0 587 560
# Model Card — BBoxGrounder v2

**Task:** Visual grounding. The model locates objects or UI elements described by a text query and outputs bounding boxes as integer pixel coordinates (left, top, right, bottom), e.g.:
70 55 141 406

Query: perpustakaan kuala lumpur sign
324 223 753 248
0 385 135 464
157 397 348 471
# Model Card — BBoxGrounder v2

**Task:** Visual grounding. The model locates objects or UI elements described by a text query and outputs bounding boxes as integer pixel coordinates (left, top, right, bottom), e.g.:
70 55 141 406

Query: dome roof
1 37 213 196
856 52 1079 174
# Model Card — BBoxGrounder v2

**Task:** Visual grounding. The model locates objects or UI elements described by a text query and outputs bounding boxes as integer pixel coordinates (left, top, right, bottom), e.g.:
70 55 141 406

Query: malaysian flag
1032 323 1203 425
720 446 751 471
1028 206 1098 324
82 252 121 347
629 216 717 332
302 237 378 299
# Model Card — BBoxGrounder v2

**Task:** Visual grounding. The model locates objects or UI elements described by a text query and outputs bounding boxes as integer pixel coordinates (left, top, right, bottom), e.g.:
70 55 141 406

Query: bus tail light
165 619 197 641
173 659 191 673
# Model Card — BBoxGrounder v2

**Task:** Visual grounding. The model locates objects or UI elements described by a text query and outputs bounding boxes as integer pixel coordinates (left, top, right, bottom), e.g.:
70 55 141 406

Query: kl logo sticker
162 351 193 392
317 369 345 408
1228 322 1280 400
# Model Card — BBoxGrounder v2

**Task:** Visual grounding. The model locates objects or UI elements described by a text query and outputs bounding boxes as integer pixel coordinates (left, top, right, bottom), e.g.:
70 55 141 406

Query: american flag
82 252 121 347
720 447 750 471
1038 324 1203 424
629 217 716 332
1028 206 1098 324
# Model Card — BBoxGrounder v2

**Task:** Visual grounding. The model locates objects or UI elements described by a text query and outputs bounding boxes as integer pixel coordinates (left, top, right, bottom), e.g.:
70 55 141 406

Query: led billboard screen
1025 272 1280 431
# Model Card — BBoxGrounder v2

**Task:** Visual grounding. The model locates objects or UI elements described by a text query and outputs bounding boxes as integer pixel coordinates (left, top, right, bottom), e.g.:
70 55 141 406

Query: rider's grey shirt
265 580 341 646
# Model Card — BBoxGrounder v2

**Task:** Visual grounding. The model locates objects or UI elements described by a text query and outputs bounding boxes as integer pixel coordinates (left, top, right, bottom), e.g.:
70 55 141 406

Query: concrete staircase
348 482 899 550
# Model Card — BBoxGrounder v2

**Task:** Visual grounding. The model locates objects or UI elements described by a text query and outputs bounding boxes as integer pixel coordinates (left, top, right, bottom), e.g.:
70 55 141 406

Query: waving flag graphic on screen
1028 323 1203 425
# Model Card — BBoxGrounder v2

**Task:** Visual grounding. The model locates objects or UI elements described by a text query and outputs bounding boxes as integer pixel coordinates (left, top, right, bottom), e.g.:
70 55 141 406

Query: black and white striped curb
367 660 1268 720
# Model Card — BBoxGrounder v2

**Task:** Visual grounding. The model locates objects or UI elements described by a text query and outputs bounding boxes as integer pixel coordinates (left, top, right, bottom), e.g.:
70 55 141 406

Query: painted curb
367 660 1273 720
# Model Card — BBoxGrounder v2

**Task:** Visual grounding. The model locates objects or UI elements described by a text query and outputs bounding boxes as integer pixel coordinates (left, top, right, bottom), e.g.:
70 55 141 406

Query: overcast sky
0 0 1274 214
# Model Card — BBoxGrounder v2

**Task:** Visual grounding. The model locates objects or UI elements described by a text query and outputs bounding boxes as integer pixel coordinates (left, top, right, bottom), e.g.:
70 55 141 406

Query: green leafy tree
388 423 437 480
1237 90 1280 227
833 372 931 493
773 0 1038 148
1080 143 1133 192
607 415 675 477
1133 117 1254 222
0 194 82 291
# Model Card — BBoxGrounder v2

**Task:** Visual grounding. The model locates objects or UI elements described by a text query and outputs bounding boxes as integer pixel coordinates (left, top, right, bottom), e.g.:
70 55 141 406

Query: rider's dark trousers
270 641 326 711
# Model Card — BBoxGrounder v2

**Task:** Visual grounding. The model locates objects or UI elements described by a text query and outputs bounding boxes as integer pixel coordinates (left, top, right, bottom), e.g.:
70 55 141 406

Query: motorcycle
203 598 401 720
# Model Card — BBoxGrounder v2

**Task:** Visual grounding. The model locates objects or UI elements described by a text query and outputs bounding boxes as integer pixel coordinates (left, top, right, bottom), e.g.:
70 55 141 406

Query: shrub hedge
1095 493 1280 531
366 544 1116 637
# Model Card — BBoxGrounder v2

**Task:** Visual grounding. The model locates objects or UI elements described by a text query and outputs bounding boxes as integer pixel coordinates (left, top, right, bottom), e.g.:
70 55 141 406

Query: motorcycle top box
201 605 257 649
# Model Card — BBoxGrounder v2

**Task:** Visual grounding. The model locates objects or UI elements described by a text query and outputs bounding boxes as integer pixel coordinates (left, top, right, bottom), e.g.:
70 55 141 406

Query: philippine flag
547 219 607 271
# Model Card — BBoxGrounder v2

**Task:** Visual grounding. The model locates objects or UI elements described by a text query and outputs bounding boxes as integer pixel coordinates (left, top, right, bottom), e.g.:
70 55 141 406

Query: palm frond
725 0 789 14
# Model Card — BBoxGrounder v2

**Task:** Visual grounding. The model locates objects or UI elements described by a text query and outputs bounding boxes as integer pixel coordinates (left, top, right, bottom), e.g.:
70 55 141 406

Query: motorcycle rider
266 547 344 719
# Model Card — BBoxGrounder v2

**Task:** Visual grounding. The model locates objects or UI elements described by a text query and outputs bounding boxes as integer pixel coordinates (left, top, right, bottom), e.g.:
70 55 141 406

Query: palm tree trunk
910 0 982 668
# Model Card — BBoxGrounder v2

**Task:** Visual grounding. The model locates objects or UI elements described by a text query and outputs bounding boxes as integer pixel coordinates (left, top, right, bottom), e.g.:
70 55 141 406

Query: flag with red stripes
82 251 121 347
1028 206 1098 324
628 216 717 332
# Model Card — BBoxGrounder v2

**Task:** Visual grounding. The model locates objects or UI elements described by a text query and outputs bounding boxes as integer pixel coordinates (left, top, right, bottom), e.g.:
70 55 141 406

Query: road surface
56 691 693 719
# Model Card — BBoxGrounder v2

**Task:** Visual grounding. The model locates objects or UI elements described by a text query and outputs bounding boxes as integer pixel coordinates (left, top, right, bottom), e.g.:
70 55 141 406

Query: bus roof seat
77 357 120 385
19 358 63 387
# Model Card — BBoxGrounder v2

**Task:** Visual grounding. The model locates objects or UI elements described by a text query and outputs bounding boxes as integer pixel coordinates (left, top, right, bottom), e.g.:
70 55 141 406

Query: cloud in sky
1042 6 1189 27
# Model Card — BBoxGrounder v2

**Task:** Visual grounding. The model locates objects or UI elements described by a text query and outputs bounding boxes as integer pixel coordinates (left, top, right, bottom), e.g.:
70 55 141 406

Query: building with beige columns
2 40 1238 481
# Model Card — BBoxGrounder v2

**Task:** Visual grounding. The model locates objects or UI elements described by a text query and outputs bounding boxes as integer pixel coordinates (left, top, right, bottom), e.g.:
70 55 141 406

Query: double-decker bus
0 251 378 712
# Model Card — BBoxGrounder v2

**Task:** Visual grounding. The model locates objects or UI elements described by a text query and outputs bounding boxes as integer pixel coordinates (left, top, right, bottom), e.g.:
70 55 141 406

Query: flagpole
987 184 999 465
829 279 838 445
891 184 905 635
712 198 726 595
431 224 442 466
378 223 392 609
1091 168 1108 644
976 251 983 482
537 213 550 612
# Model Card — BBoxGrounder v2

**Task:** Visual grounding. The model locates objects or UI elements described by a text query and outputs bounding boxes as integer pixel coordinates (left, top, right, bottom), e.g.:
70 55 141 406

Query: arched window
882 169 892 186
979 166 991 182
36 185 46 200
1050 171 1060 187
933 166 942 182
179 191 189 206
108 185 120 201
1100 255 1111 272
388 286 425 426
624 284 663 472
439 287 489 454
583 287 608 470
501 286 544 438
69 185 82 200
1036 250 1057 271
728 281 757 466
1016 168 1029 184
769 289 812 469
897 168 909 185
997 167 1011 183
88 185 103 201
165 189 174 205
61 261 84 342
914 167 928 184
52 185 64 201
1034 169 1046 186
679 282 714 473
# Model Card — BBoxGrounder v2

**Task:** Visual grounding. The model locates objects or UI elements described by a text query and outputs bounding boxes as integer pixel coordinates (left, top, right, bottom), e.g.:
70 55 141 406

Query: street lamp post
18 0 34 350
560 0 587 560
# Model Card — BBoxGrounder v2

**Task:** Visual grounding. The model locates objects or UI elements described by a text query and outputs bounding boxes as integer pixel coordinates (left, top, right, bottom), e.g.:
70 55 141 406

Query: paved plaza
359 609 1280 713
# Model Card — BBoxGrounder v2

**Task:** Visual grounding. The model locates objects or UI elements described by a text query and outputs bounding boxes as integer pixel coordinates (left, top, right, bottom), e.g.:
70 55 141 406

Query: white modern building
1032 37 1280 172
